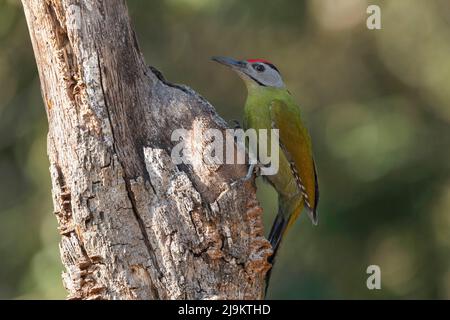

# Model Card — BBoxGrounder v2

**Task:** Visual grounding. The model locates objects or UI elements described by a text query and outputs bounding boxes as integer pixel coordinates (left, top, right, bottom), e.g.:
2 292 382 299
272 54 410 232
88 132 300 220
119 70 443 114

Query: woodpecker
212 56 319 293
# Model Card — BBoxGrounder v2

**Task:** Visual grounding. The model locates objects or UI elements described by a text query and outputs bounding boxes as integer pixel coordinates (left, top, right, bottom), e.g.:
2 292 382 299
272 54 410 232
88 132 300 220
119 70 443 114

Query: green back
243 86 318 217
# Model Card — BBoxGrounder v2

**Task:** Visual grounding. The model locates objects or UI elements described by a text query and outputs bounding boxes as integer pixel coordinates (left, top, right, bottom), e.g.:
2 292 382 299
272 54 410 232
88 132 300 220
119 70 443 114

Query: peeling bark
21 0 271 299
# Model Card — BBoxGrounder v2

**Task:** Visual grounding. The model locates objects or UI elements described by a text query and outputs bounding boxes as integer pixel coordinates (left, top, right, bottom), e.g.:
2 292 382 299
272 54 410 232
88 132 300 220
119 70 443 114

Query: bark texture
22 0 271 299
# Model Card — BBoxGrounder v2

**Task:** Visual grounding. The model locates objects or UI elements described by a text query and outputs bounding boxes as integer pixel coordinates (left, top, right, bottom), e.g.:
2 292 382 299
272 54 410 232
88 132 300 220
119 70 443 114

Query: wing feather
270 99 319 221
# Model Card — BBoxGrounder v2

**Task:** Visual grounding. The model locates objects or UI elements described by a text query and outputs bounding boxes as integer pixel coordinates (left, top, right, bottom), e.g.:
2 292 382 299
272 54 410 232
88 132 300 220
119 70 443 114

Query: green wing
270 99 319 221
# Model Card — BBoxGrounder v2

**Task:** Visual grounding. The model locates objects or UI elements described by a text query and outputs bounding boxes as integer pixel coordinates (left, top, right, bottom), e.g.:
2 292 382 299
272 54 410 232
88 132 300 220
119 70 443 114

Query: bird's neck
245 84 291 102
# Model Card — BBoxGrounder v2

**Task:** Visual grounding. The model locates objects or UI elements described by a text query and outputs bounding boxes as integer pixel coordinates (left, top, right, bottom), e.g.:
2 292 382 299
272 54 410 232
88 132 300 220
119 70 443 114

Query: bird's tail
265 200 302 297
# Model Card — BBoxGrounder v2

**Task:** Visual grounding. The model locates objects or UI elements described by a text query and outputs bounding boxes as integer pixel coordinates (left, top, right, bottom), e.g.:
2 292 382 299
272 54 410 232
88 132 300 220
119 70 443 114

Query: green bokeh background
1 0 449 299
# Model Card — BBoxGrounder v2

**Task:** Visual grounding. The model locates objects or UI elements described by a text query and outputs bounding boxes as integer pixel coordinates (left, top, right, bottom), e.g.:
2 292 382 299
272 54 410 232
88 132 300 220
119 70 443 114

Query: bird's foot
230 163 262 187
231 119 242 130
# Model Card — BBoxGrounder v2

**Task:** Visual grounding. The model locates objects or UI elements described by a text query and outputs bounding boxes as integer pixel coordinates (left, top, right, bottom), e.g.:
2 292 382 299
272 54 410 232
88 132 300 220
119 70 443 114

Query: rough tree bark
21 0 271 299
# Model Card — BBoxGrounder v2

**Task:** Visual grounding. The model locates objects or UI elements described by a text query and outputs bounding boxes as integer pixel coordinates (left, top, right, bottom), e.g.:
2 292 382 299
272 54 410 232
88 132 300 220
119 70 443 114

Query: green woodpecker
212 56 319 291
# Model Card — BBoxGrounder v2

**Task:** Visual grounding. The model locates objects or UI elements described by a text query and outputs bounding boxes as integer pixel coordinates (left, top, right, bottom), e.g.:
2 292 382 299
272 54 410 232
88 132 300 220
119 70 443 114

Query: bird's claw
230 163 262 187
231 119 242 130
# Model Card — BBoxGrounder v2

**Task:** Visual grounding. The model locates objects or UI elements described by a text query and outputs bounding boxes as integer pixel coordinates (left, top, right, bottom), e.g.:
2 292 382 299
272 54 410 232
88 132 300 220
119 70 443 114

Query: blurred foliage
0 0 449 299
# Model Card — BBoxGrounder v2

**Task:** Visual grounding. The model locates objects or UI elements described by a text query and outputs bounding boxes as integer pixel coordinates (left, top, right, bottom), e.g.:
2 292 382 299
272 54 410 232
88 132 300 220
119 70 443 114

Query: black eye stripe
252 62 280 74
252 63 265 72
265 62 279 73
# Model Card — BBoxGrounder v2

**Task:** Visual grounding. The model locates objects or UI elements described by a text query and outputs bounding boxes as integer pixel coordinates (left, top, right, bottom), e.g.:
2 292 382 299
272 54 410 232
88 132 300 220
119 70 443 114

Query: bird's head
212 56 285 89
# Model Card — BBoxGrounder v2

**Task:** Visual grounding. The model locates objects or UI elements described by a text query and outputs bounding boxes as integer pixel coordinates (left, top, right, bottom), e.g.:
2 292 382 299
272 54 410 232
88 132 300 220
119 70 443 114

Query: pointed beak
211 56 246 70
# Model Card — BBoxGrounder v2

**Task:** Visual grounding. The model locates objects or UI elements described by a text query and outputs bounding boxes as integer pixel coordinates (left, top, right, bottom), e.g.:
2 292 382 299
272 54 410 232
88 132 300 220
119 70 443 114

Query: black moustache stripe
248 75 267 87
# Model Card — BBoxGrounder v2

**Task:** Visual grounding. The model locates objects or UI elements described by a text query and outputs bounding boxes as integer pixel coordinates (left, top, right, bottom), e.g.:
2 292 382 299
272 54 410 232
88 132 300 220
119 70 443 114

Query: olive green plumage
244 84 318 251
211 56 319 295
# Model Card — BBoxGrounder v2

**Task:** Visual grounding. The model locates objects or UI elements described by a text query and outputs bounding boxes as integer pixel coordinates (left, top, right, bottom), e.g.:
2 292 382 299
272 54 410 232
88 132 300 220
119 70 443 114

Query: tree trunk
21 0 271 300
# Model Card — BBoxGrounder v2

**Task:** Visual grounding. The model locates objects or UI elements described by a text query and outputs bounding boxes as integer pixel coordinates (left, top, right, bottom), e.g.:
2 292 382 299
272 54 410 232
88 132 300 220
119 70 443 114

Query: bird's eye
253 64 265 72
